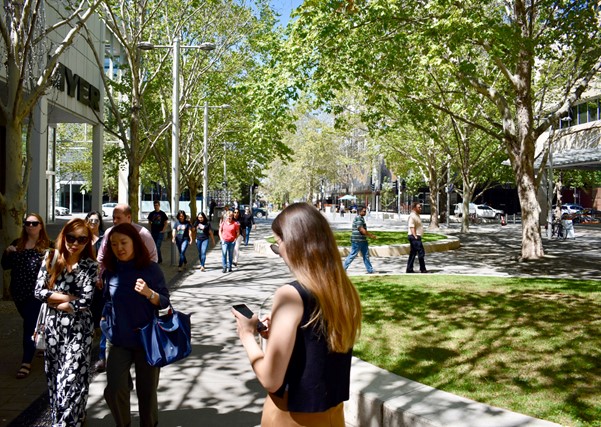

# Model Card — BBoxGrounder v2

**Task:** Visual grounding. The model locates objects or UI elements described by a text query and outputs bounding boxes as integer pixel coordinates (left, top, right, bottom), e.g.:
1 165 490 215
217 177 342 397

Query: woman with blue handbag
100 222 170 427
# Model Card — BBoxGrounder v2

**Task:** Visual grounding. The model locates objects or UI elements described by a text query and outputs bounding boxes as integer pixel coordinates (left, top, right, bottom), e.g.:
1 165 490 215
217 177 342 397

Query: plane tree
285 0 601 259
0 0 101 255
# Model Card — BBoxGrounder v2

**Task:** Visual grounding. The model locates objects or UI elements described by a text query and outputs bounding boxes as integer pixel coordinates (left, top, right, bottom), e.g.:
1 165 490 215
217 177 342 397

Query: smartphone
233 304 267 332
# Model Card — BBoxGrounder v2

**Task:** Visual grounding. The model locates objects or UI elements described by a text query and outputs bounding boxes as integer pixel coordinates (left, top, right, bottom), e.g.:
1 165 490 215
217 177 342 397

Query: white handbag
32 303 48 350
31 249 58 351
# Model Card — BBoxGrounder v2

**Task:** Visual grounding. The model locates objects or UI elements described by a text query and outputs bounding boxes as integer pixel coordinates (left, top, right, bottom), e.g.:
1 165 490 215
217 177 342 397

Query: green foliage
353 275 601 426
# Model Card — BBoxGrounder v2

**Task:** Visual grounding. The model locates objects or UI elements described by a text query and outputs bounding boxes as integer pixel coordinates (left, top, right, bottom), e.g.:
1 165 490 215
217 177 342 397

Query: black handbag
139 305 192 367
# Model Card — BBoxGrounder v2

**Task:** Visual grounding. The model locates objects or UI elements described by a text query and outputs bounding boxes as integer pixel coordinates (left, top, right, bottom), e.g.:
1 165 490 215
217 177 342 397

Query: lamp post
203 102 230 214
138 38 215 266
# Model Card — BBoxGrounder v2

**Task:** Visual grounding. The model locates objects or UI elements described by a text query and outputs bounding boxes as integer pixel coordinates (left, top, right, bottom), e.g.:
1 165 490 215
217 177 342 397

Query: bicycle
551 220 566 240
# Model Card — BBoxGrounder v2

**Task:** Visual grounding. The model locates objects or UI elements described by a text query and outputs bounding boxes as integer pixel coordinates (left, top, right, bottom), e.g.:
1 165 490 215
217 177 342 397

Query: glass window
588 100 599 122
578 103 588 124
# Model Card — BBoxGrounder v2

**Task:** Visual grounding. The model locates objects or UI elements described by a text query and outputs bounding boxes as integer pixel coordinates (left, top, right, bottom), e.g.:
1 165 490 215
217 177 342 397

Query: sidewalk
1 215 599 426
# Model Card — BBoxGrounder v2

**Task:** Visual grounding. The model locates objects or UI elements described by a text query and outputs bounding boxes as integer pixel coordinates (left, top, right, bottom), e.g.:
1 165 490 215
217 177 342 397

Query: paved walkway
1 213 599 426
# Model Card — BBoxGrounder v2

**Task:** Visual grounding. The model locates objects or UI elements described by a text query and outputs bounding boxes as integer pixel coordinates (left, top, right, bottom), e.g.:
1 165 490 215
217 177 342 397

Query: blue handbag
139 305 192 367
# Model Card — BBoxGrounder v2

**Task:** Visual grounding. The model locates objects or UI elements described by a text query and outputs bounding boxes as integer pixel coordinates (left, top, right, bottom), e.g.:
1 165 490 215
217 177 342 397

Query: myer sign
53 62 101 112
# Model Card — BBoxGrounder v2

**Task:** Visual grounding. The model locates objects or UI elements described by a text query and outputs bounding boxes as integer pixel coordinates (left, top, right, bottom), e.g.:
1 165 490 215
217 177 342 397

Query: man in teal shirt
343 206 377 273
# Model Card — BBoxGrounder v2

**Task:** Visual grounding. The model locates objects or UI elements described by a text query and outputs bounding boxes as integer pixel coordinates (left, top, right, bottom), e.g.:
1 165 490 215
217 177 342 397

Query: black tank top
273 281 352 412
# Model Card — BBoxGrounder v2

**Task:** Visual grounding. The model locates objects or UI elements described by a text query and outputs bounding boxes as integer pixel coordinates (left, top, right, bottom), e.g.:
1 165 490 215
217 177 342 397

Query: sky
270 0 304 27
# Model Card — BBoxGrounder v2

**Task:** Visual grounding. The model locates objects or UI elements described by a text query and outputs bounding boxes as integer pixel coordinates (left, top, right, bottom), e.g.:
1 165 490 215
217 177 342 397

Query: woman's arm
234 284 303 392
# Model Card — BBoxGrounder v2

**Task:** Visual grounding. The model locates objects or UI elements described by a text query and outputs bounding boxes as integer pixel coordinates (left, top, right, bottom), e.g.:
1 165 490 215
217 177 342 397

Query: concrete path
1 212 599 426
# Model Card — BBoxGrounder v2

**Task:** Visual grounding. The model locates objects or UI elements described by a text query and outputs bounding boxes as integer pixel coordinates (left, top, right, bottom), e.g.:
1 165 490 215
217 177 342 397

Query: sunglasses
24 221 40 227
65 234 89 245
87 219 100 224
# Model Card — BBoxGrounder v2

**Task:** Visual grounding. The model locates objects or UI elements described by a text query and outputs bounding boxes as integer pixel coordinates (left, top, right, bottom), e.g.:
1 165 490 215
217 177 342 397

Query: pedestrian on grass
232 202 362 426
1 213 51 379
343 205 377 274
35 218 97 426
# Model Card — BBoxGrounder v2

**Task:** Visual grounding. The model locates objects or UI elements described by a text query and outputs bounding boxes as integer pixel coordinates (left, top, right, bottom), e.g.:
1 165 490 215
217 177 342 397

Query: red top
219 220 239 243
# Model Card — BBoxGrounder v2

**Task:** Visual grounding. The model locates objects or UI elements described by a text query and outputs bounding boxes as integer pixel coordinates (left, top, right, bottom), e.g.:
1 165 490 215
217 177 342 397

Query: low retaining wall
344 358 561 427
254 235 461 258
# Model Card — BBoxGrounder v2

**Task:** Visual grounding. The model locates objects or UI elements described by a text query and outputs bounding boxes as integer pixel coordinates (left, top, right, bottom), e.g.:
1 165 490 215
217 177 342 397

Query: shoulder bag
31 249 58 350
139 305 192 367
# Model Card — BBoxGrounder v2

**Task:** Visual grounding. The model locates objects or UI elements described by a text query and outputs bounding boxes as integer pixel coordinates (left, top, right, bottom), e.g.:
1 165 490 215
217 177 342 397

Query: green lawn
333 231 445 246
351 275 601 426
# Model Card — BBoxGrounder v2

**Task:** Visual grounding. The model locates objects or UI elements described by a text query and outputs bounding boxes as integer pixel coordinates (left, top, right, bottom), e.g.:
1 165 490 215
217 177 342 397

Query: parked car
453 203 476 217
562 203 584 214
475 205 497 219
102 202 118 217
480 204 504 218
55 206 70 216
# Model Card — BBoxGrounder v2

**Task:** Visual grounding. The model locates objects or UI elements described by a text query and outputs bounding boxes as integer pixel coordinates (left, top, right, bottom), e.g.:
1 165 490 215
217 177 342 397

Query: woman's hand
5 245 17 253
134 278 152 298
232 308 259 337
258 315 271 339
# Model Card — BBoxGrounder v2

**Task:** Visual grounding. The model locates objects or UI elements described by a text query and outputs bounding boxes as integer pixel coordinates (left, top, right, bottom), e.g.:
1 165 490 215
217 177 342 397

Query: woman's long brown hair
271 203 362 353
47 218 95 290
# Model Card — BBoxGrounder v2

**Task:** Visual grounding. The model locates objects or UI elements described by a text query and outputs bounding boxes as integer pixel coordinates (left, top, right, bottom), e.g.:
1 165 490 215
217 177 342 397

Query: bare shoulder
274 284 302 302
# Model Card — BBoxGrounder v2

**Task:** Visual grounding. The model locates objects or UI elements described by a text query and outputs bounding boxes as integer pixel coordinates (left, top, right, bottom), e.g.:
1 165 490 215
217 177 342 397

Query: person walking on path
97 204 158 264
100 223 170 427
219 210 239 273
172 210 192 271
1 213 51 379
232 202 362 426
193 212 216 271
343 206 377 274
35 218 98 426
147 201 169 264
406 201 429 273
209 199 217 222
85 211 108 372
232 208 243 267
240 206 256 246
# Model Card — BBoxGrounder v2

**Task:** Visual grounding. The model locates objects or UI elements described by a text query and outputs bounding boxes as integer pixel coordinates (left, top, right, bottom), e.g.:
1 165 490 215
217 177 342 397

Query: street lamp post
138 38 215 266
185 102 230 214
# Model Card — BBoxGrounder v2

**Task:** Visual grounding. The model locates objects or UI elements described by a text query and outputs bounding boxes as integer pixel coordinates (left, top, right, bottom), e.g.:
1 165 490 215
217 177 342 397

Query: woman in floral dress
35 218 98 426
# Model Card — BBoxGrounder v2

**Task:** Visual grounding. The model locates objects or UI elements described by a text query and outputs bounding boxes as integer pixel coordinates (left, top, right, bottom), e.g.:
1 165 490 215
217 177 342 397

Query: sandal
16 364 31 379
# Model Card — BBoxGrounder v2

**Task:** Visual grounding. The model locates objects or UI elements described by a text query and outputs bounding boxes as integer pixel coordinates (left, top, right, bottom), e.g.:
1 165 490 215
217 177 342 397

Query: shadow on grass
352 276 601 425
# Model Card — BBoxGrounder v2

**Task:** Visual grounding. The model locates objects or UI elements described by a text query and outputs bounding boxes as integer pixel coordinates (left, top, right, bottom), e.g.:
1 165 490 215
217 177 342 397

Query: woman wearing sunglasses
232 203 362 426
1 213 51 379
35 218 98 426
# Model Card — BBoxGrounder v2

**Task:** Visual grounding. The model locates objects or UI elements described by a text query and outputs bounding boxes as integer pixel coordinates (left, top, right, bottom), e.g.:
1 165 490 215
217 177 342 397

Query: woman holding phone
232 203 362 426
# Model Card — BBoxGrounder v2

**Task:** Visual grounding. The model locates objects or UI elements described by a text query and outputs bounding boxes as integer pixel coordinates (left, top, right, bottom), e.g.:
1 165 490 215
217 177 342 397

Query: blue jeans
244 226 252 246
99 332 107 360
175 239 189 267
196 238 209 267
221 241 235 269
152 232 164 263
343 241 373 273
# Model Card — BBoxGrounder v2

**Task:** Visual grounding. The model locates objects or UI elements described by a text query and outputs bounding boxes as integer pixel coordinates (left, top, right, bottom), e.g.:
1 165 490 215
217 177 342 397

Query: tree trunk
1 121 27 298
